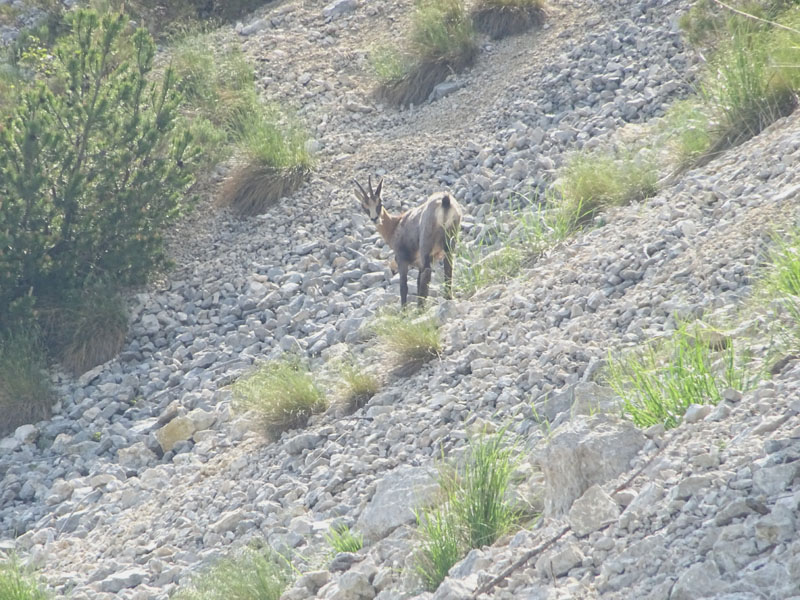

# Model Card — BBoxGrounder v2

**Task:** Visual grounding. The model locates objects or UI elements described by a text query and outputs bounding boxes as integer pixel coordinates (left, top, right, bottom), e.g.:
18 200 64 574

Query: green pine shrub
0 9 196 332
0 330 52 437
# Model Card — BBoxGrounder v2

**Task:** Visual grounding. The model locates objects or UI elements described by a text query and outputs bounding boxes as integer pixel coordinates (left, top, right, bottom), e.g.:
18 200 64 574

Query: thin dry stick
471 525 570 598
711 0 800 36
471 441 670 598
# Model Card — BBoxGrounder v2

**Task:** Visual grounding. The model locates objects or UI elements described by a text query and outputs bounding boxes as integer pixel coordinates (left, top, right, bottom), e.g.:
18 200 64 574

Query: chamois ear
374 177 383 198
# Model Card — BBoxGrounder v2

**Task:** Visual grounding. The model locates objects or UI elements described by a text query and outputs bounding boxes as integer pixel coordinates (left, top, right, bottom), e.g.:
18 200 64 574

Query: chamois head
353 176 384 223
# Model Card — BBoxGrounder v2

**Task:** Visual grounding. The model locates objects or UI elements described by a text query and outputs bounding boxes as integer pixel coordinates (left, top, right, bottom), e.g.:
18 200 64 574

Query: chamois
353 176 462 307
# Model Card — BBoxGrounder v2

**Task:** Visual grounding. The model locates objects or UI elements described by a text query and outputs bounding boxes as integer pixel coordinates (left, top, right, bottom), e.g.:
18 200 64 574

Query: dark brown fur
354 177 462 307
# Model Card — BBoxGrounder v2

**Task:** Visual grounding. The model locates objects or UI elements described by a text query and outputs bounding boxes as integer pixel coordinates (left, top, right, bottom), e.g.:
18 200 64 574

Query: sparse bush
172 547 293 600
471 0 545 39
660 100 714 167
336 360 380 414
607 324 757 429
415 429 520 591
559 152 658 225
0 9 195 331
0 558 50 600
232 358 327 438
325 525 364 554
373 312 441 368
38 283 128 375
374 0 477 107
0 329 51 437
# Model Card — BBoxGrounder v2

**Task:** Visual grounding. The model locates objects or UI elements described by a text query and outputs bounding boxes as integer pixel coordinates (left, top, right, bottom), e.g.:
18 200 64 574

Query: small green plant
0 330 52 437
0 557 50 600
373 311 441 367
374 0 477 107
471 0 545 39
172 547 292 600
447 428 519 548
336 360 380 413
232 357 326 438
415 429 520 591
607 324 756 429
559 151 658 224
660 99 714 166
370 45 411 83
415 505 462 591
325 525 363 554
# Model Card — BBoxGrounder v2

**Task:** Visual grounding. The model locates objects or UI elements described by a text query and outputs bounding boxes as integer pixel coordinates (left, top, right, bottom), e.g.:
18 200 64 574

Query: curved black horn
353 178 368 199
368 174 374 196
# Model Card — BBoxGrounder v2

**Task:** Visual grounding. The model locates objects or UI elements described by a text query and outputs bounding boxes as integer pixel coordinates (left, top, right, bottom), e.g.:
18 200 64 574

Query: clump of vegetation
170 31 312 215
416 429 520 591
38 283 128 375
455 196 576 298
232 357 327 438
607 323 757 429
325 525 364 554
672 2 800 169
373 311 441 370
559 151 658 225
0 9 194 333
172 547 293 600
335 359 381 414
373 0 477 107
0 557 50 600
471 0 545 40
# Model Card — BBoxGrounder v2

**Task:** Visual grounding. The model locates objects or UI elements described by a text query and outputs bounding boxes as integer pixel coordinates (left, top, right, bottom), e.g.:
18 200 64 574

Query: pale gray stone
568 484 620 537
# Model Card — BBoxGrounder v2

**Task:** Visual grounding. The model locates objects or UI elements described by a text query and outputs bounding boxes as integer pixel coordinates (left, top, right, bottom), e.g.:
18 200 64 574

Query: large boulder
536 414 646 516
357 466 439 542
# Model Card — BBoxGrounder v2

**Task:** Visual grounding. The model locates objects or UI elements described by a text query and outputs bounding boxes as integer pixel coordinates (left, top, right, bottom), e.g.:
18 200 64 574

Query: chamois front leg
444 247 454 300
398 260 410 307
418 255 433 307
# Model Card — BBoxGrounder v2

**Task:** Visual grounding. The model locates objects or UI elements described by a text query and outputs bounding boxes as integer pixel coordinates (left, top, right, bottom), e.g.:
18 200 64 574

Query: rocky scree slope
2 0 800 598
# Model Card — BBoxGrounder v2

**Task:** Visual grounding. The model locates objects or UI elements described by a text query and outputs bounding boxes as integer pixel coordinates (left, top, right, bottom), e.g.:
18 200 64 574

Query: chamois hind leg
398 261 410 307
418 255 433 307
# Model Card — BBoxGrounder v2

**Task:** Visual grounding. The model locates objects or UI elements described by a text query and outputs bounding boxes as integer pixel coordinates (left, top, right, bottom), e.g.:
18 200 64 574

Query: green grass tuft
415 429 520 591
336 360 381 413
373 311 441 367
325 525 364 554
232 357 327 438
172 547 292 600
373 0 477 107
0 557 49 600
559 152 658 225
607 323 757 429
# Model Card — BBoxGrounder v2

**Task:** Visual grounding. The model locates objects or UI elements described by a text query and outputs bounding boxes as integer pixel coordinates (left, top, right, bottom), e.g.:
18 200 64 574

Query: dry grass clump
373 0 477 107
232 357 327 438
0 331 52 437
559 151 658 225
373 311 441 374
171 32 313 216
471 0 546 39
39 284 128 375
221 164 310 217
335 360 381 415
